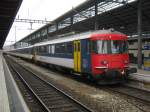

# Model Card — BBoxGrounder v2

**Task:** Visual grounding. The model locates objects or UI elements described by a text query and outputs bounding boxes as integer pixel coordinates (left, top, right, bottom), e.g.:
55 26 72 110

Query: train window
34 47 37 54
66 42 73 54
51 45 55 54
34 47 36 54
55 44 60 53
39 46 46 54
36 47 39 54
91 41 97 53
26 48 28 54
44 46 47 53
28 48 30 54
40 46 43 53
55 43 66 54
97 40 108 54
38 46 40 54
39 47 41 53
48 45 51 54
111 40 128 54
92 40 128 54
61 43 66 53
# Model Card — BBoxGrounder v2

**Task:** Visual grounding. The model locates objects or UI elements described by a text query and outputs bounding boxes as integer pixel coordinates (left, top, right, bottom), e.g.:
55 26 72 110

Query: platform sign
144 45 150 50
144 58 150 71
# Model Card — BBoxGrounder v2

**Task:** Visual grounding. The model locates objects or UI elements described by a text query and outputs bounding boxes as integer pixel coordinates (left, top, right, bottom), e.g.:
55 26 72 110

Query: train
6 29 137 84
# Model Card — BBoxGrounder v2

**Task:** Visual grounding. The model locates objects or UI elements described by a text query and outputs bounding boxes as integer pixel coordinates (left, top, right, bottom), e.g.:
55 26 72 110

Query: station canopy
0 0 22 49
16 0 150 47
47 0 150 37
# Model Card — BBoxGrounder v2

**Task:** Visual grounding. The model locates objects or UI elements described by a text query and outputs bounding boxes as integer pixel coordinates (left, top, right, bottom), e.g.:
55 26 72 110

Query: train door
74 40 81 72
81 39 91 73
32 47 36 61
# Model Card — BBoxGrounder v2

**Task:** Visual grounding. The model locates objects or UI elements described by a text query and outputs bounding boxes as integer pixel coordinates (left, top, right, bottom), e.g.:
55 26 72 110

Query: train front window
93 40 128 54
111 40 128 54
97 40 108 54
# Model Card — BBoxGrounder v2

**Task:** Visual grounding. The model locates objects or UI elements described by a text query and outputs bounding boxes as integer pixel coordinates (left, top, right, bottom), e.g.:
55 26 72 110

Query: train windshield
93 40 128 54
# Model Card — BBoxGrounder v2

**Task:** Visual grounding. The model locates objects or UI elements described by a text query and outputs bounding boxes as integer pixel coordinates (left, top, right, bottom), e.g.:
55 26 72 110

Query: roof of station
19 0 150 44
0 0 22 49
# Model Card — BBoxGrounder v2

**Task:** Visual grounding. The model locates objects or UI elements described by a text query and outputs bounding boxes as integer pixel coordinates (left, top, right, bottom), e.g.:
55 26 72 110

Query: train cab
88 32 136 83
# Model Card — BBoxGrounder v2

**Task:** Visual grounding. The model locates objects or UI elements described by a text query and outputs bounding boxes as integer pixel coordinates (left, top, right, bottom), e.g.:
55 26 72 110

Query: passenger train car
7 30 137 84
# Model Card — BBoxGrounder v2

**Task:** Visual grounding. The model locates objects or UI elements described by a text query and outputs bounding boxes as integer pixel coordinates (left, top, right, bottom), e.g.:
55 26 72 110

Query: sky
4 0 86 46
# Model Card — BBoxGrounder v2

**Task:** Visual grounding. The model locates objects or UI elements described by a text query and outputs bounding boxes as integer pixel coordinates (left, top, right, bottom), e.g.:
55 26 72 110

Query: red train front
88 32 136 84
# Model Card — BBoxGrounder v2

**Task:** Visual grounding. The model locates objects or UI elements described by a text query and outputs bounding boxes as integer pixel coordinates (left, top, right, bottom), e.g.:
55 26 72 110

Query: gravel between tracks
10 56 150 112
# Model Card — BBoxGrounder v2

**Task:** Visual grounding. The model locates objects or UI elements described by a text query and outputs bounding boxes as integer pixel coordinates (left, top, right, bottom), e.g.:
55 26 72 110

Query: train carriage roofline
33 29 125 47
9 29 126 51
7 45 34 51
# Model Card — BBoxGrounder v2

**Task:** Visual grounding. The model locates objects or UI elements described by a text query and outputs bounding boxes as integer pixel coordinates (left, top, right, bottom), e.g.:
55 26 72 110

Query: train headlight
101 60 108 65
124 60 128 64
121 70 125 75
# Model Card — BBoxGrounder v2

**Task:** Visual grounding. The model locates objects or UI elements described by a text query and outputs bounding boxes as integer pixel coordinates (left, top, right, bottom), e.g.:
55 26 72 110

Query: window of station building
28 37 31 41
41 29 47 36
37 32 41 38
36 33 38 38
48 25 56 33
129 41 134 45
30 36 33 40
32 35 35 39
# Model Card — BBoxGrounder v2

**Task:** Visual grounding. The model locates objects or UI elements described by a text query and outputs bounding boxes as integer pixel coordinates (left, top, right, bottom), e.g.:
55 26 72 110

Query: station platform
129 64 150 83
0 51 30 112
126 64 150 91
0 50 10 112
130 64 150 73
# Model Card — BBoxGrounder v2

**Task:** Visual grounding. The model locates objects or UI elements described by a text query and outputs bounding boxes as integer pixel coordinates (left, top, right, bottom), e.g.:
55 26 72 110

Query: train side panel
80 39 91 74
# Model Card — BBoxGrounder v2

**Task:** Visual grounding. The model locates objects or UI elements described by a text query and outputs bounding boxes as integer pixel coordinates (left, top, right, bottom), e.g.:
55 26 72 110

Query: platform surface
0 50 10 112
130 64 150 75
129 64 150 83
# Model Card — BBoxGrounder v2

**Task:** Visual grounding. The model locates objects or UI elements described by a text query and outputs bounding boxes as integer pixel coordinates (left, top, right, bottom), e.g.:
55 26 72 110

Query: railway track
5 55 150 112
5 55 93 112
6 58 48 112
104 85 150 112
106 85 150 104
